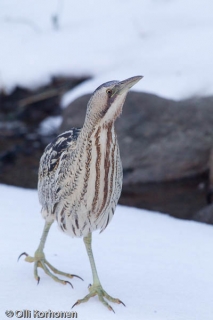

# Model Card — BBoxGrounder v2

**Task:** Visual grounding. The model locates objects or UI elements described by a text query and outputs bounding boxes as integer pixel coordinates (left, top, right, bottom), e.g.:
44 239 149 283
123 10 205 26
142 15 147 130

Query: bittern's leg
72 232 125 312
18 221 83 286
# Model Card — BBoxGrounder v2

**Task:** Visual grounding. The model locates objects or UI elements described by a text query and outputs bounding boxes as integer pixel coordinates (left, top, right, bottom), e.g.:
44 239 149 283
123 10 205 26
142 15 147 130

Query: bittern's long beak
117 76 143 95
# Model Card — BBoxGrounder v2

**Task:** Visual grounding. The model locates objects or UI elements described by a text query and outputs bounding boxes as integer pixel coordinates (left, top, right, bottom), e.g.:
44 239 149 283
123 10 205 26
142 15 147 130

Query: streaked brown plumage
19 76 143 312
38 122 122 237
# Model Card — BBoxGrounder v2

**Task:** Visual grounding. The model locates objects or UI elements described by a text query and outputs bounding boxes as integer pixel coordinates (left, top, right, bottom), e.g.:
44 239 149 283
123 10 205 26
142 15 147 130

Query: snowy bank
0 184 213 319
0 0 213 101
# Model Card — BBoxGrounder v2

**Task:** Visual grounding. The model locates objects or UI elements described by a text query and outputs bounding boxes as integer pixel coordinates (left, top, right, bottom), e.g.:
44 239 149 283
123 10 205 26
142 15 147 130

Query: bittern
19 75 143 312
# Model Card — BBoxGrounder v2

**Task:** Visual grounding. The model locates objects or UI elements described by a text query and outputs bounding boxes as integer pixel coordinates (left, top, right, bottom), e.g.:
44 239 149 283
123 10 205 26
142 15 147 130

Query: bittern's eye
106 89 112 96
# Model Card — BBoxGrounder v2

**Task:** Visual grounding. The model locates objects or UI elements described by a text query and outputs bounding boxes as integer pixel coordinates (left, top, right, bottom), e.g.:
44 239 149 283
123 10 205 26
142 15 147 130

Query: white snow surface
38 116 63 135
1 183 213 319
1 0 213 102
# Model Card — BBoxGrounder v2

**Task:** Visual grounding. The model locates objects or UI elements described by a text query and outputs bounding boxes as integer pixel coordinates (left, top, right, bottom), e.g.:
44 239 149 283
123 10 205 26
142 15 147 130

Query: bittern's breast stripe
96 123 113 219
75 140 92 231
97 136 117 230
107 139 117 210
80 139 92 201
92 126 101 212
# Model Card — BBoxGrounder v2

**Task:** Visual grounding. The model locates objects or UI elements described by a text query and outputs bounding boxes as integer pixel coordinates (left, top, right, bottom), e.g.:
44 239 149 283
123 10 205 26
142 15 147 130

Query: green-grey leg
72 232 125 312
18 220 83 286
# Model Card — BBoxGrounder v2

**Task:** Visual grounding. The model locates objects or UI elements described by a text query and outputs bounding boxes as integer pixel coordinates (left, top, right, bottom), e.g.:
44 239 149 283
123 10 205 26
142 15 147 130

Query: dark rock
193 204 213 224
60 91 213 185
0 75 90 189
0 147 18 165
17 96 61 126
0 75 90 127
120 174 208 220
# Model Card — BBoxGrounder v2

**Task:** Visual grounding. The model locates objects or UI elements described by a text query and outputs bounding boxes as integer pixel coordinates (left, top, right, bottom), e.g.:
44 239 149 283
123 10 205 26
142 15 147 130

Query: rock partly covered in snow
60 91 213 185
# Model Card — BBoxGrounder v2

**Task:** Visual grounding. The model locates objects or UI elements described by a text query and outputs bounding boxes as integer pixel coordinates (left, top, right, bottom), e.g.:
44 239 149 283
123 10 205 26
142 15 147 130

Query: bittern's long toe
18 251 83 286
72 284 125 312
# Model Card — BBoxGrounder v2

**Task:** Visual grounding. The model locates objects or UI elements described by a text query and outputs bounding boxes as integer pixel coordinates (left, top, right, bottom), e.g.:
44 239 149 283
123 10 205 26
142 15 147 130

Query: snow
38 116 63 135
1 0 213 101
1 183 213 319
1 2 213 317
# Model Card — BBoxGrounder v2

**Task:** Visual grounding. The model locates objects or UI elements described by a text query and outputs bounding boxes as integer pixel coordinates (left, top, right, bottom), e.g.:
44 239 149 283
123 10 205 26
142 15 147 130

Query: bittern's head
86 76 143 126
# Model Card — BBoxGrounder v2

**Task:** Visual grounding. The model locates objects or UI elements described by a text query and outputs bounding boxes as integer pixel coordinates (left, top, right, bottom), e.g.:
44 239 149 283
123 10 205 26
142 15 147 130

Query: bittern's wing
38 128 81 216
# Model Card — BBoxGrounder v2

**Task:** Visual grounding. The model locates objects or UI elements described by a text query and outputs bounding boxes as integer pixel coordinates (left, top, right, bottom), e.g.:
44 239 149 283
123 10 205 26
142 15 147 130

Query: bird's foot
18 250 83 287
72 284 125 312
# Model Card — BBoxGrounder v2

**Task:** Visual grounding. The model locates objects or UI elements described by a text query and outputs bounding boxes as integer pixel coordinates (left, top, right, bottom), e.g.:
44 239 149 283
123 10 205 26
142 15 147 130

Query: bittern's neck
82 112 100 135
81 112 108 138
76 115 115 156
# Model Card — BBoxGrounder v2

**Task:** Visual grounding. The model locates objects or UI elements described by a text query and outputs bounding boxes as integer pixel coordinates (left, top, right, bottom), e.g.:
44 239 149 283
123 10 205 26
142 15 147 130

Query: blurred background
1 0 213 223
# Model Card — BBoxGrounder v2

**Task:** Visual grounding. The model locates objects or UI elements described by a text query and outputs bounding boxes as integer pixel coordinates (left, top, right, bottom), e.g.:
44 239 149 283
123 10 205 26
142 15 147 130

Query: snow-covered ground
1 183 213 320
1 0 213 102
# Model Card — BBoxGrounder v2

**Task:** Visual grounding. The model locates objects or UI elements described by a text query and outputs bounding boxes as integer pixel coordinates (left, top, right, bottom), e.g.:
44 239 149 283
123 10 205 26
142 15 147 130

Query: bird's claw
65 281 73 289
72 284 125 312
118 300 126 307
18 250 83 287
71 274 84 281
17 252 29 261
